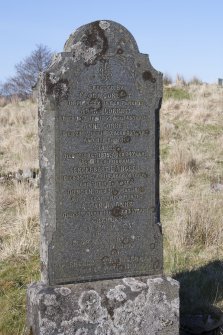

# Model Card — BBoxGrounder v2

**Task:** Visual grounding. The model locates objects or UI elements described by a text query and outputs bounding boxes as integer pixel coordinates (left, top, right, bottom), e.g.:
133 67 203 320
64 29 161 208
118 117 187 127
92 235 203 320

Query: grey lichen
27 276 179 334
122 277 147 292
106 285 127 302
99 21 110 30
54 287 71 296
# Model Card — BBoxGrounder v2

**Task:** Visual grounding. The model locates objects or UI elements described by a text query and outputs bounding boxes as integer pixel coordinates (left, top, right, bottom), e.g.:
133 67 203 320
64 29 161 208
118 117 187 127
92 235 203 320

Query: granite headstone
27 20 179 335
39 20 163 286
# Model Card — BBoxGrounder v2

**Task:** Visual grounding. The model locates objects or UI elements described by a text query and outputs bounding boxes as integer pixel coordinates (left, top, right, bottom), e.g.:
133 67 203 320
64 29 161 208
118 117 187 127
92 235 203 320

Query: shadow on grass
174 260 223 333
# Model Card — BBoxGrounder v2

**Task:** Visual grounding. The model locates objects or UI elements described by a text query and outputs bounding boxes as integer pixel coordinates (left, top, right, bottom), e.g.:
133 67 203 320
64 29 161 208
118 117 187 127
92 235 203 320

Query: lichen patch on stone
147 277 164 287
122 277 147 292
106 285 127 302
54 287 71 296
75 328 89 335
99 21 110 30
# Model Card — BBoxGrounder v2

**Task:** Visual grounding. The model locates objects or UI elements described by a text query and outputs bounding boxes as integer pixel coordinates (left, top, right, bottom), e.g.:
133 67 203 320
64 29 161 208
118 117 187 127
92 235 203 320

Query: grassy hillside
0 84 223 334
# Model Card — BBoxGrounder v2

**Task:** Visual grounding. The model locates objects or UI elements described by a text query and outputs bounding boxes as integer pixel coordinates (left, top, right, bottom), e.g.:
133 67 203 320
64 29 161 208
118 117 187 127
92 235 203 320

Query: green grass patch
164 87 191 100
0 255 40 335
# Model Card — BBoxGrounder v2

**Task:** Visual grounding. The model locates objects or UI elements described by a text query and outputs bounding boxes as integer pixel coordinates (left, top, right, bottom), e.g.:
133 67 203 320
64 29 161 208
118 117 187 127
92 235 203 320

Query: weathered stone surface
39 20 163 286
27 276 179 335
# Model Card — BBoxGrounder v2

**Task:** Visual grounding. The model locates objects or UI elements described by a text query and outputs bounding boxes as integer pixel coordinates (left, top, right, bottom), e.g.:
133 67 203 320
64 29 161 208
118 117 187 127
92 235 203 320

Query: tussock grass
164 86 191 100
0 83 223 333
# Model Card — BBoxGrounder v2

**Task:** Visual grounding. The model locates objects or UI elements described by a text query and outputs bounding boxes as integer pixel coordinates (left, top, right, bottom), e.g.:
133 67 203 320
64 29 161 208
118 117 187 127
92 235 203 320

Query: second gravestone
27 20 179 335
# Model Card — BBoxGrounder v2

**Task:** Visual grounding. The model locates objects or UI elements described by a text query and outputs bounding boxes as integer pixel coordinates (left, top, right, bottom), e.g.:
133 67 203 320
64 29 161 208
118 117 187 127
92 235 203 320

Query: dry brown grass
161 83 223 270
0 99 38 174
0 99 39 261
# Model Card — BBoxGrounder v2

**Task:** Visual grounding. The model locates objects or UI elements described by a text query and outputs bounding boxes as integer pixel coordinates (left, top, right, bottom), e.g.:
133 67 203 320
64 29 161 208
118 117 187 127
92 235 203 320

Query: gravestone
27 20 179 335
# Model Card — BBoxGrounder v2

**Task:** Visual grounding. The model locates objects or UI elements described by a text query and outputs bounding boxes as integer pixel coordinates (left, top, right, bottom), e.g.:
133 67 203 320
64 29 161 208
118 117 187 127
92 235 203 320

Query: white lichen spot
61 66 66 74
147 277 164 286
106 285 127 302
43 294 58 306
77 290 107 324
84 47 98 62
95 320 116 335
75 328 89 335
123 277 147 292
50 53 62 66
113 291 146 331
40 318 57 335
55 287 71 296
49 73 59 84
99 21 110 30
167 277 179 287
171 297 180 312
70 42 98 64
42 155 49 168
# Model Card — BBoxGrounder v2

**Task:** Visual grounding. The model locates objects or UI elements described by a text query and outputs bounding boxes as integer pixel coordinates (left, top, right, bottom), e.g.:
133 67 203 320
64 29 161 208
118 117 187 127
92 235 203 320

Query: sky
0 0 222 83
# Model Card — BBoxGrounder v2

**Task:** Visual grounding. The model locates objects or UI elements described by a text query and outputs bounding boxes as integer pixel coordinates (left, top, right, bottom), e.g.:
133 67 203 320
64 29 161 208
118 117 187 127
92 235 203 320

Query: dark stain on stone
142 71 156 83
81 21 108 64
153 259 162 271
106 303 115 319
112 189 119 196
117 89 128 99
45 73 69 104
122 237 132 245
111 206 123 217
89 97 103 112
151 206 156 213
123 135 131 143
117 48 123 54
111 248 118 255
150 243 156 250
129 177 134 184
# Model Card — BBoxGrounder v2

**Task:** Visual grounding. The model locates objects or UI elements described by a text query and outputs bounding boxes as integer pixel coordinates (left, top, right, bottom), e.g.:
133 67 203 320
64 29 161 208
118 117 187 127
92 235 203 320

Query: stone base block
27 276 179 335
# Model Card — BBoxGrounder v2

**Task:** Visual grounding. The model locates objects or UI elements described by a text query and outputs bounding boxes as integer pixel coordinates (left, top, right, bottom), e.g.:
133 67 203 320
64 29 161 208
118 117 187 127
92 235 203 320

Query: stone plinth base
27 276 179 335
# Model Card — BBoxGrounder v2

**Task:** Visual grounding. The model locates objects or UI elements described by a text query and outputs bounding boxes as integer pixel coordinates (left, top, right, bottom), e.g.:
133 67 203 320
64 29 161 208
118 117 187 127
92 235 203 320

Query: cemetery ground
0 83 222 334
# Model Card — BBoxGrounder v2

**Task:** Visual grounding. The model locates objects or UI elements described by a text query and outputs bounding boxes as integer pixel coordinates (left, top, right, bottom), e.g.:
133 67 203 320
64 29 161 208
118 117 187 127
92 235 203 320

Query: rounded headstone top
64 20 139 56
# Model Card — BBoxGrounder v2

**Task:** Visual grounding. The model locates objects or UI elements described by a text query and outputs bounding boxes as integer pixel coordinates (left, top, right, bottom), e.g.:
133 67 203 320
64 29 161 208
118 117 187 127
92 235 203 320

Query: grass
0 255 40 335
0 83 223 333
164 86 191 100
